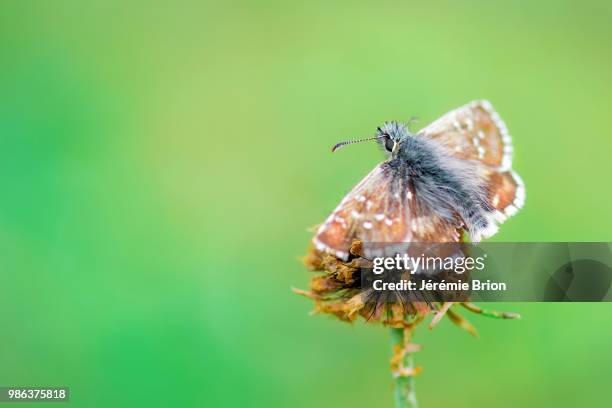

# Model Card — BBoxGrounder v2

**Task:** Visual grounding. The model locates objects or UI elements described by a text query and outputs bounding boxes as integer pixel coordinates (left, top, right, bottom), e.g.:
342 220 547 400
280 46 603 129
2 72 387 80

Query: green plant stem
390 328 418 408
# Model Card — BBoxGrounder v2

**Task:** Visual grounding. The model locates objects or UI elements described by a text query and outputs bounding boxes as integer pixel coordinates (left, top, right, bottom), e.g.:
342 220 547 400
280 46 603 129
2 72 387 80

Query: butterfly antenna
331 135 385 153
406 116 420 132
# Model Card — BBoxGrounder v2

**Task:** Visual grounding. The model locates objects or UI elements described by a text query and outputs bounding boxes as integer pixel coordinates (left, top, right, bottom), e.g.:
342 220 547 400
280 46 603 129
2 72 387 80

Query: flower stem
390 328 418 408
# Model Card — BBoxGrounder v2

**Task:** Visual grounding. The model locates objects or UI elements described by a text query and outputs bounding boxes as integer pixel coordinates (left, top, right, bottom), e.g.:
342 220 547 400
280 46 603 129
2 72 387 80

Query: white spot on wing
501 153 512 170
492 194 500 207
477 146 485 158
511 171 526 210
492 210 507 223
411 220 418 233
312 237 349 261
335 250 348 259
334 215 347 227
505 204 518 216
314 240 326 252
465 118 474 130
473 222 499 241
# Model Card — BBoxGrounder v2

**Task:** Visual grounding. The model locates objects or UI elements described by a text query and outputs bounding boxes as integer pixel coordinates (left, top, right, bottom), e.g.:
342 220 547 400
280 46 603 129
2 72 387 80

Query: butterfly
313 100 525 260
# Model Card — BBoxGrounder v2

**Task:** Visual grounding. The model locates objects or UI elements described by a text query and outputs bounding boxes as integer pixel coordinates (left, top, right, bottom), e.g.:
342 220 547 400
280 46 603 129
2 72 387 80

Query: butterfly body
314 101 525 260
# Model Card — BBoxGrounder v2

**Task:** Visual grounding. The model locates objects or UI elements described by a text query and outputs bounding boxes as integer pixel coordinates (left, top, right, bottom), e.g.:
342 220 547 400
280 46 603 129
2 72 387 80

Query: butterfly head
331 121 411 154
376 121 411 155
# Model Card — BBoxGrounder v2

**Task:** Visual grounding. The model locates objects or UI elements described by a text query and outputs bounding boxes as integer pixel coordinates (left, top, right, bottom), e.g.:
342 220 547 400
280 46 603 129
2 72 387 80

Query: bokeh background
1 1 611 407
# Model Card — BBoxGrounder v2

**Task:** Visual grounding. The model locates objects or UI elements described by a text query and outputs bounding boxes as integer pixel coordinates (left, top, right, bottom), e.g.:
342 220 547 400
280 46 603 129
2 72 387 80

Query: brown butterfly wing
418 100 525 225
418 100 512 170
483 169 525 220
313 162 462 260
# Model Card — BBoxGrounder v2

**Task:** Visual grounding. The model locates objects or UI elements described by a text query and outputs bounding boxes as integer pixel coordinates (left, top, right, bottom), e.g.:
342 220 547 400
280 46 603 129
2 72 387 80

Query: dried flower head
295 239 519 332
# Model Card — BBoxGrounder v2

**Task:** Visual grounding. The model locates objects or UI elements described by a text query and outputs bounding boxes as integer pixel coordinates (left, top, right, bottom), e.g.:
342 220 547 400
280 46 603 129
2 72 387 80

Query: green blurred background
1 1 611 407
